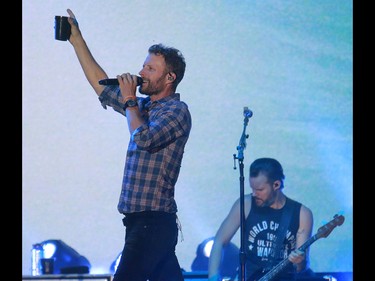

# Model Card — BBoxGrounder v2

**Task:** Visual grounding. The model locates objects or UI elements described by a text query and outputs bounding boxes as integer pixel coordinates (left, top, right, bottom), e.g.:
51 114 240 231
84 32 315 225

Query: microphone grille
243 106 253 118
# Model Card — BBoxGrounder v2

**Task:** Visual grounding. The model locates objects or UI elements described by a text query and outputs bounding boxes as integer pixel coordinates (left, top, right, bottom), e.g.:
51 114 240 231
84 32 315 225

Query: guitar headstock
316 214 345 239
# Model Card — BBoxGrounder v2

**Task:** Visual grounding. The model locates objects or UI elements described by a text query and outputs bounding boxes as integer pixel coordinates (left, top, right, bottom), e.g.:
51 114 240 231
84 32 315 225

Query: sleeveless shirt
245 196 301 281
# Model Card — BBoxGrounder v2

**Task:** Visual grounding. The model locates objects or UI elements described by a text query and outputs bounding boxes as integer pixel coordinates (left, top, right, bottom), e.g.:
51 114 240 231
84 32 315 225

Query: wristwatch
123 98 138 110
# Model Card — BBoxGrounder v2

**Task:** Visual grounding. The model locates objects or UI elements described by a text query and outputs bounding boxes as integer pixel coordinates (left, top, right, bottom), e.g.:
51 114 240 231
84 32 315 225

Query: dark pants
113 211 184 281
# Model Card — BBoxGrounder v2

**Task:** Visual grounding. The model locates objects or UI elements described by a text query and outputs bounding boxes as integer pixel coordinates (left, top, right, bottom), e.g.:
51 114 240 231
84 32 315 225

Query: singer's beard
139 88 157 96
139 78 164 96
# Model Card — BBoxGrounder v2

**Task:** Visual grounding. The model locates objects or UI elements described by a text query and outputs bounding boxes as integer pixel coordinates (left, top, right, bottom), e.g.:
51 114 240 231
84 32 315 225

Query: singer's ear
273 180 281 191
167 72 175 82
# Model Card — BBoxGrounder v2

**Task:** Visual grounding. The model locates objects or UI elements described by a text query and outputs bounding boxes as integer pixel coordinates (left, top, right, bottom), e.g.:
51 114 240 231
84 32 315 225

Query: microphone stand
233 110 251 281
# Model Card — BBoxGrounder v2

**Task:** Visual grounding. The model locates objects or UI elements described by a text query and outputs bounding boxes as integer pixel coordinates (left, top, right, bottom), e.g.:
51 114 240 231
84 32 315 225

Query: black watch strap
123 98 138 110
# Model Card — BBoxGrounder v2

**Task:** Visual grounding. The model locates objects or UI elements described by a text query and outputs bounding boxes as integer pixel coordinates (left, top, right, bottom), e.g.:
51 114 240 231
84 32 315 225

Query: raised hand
66 8 81 43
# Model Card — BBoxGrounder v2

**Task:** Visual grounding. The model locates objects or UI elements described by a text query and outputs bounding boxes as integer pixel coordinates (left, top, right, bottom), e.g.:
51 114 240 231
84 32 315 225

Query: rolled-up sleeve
98 85 127 116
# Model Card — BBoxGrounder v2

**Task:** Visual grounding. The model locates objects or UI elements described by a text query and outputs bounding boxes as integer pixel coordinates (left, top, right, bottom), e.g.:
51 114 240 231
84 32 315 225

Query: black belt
123 210 176 219
122 211 176 227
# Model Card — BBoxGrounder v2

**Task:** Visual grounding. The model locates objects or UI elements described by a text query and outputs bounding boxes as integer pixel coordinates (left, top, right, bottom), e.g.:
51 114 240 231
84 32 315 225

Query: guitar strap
264 198 295 271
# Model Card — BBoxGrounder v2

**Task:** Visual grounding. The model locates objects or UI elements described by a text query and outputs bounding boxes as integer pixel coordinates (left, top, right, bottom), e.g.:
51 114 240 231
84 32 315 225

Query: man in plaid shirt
66 8 192 281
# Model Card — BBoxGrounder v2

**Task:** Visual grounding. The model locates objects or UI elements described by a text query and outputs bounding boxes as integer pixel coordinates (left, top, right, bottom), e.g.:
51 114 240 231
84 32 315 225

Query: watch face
126 99 137 107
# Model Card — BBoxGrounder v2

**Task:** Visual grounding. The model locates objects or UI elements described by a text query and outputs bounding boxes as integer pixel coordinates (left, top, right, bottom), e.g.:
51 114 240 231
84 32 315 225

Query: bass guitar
250 214 345 281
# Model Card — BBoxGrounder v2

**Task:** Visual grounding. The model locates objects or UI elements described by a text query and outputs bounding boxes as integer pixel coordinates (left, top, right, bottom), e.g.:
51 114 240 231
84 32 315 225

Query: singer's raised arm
66 8 108 96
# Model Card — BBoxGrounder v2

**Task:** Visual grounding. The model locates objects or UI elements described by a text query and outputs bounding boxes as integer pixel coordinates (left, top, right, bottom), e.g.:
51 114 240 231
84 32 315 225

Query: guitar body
246 269 265 281
247 269 269 281
247 267 295 281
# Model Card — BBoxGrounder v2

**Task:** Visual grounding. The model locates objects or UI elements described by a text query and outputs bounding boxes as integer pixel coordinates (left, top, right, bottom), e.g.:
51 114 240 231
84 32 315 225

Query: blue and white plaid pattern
99 86 192 214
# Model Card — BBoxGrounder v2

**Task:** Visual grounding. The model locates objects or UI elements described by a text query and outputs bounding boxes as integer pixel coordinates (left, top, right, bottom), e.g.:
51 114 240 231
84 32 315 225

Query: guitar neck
257 234 319 281
298 233 318 251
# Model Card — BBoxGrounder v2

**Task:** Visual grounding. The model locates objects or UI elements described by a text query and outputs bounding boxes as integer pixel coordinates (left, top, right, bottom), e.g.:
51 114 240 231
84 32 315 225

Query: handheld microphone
98 76 143 86
243 107 253 118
